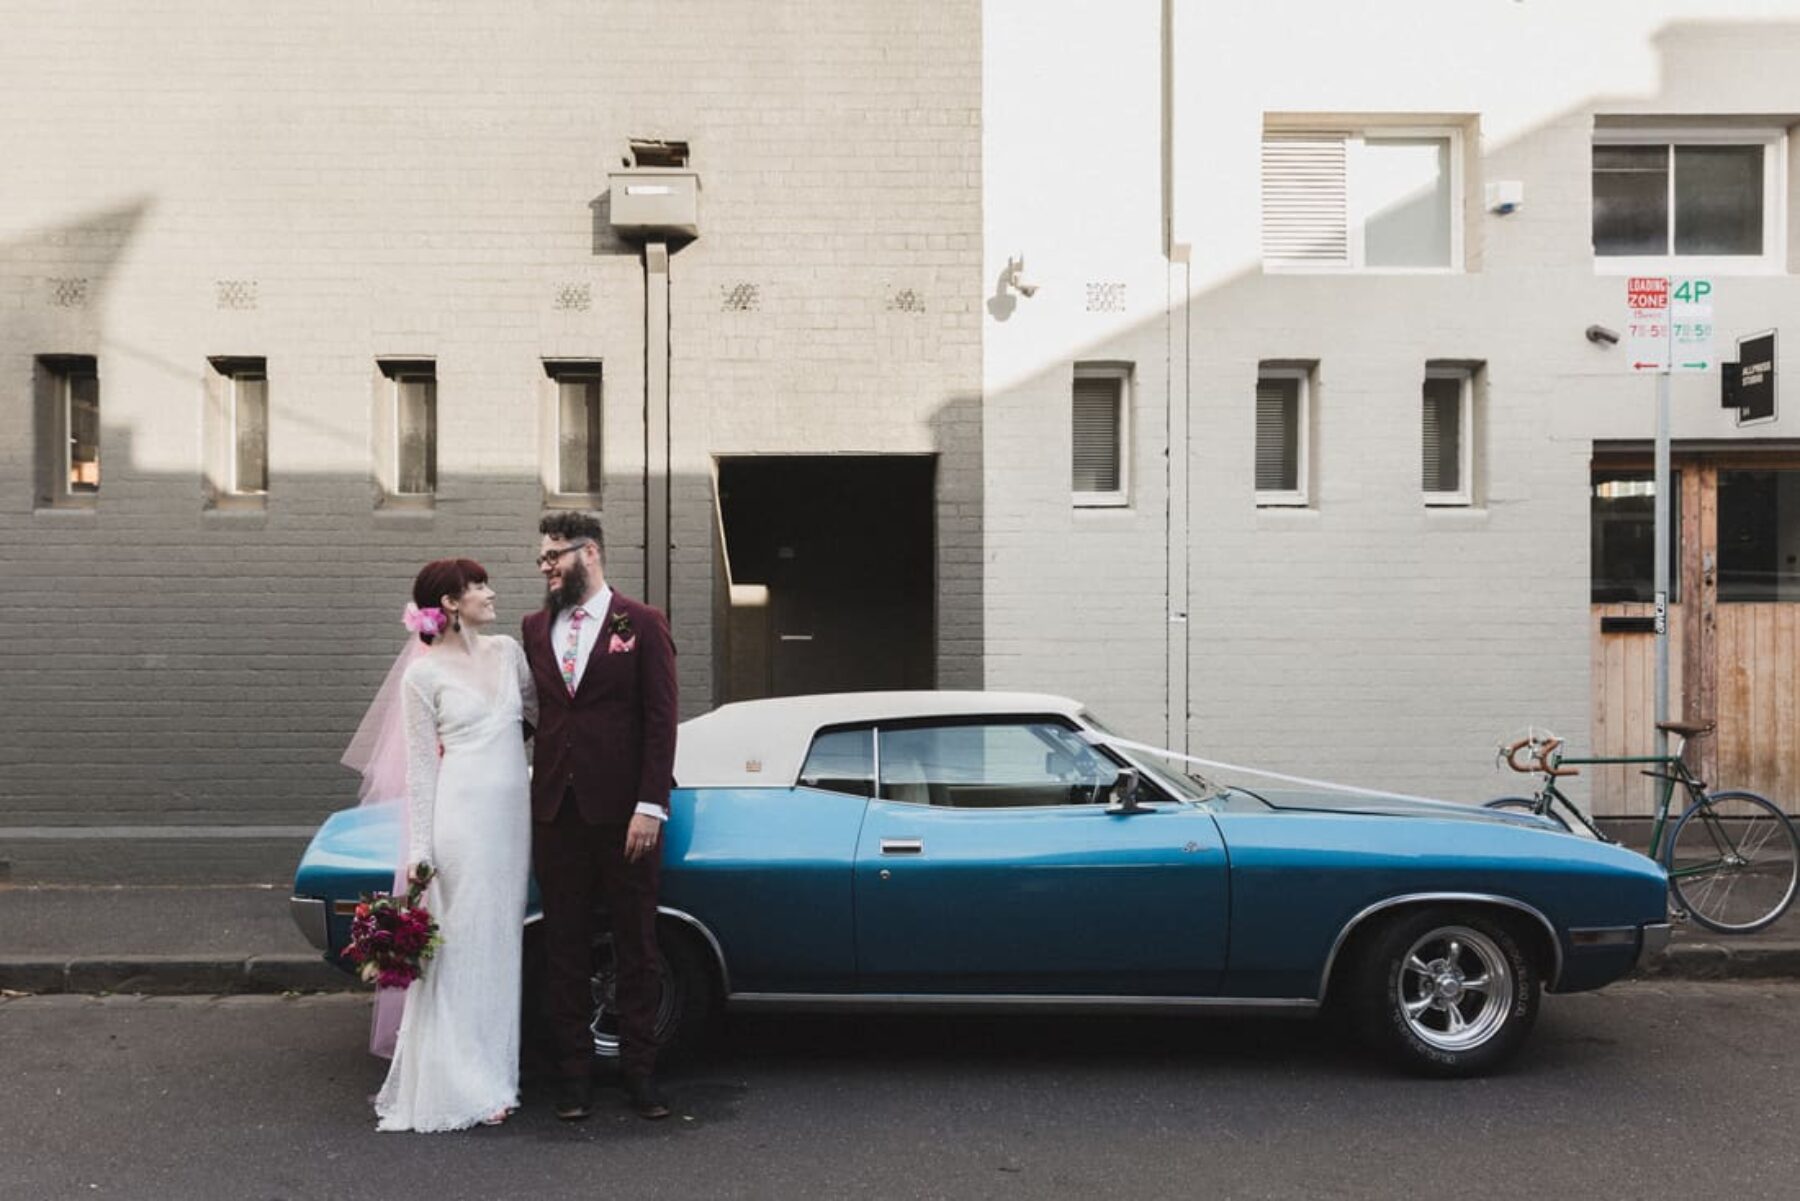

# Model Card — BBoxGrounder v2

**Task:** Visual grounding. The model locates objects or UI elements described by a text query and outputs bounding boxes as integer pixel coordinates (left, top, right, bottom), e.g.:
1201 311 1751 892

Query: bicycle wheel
1484 796 1570 832
1666 790 1800 934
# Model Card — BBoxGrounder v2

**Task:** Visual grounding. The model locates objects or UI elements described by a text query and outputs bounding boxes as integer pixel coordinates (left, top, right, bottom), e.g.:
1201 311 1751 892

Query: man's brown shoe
554 1077 593 1121
624 1075 671 1120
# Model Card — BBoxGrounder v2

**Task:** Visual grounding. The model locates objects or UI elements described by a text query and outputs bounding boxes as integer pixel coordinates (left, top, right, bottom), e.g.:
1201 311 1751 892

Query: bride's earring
450 609 462 633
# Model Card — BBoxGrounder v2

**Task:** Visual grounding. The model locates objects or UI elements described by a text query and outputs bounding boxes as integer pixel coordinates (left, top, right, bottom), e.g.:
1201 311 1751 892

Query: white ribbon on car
1079 730 1460 808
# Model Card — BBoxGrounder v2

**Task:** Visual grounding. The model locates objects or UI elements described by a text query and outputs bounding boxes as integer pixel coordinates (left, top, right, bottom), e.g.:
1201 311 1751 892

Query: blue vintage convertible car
291 691 1671 1076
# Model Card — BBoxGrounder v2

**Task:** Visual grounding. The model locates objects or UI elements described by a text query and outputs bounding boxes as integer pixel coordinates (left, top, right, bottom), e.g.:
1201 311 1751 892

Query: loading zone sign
1627 277 1715 373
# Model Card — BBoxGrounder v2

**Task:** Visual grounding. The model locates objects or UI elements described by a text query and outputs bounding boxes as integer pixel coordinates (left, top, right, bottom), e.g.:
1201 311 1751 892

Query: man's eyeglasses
536 540 592 568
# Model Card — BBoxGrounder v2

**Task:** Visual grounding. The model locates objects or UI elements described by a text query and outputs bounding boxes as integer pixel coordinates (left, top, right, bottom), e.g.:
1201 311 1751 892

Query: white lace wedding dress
374 634 536 1133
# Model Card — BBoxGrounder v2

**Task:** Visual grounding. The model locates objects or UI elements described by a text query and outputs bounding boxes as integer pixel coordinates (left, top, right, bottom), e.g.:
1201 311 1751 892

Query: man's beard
544 556 593 614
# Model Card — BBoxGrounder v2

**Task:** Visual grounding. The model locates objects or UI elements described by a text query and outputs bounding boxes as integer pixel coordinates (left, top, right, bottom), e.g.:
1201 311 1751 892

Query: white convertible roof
672 690 1085 788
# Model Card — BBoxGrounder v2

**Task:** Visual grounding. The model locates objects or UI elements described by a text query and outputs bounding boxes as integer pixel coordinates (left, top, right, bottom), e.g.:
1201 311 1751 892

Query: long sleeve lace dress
373 634 537 1132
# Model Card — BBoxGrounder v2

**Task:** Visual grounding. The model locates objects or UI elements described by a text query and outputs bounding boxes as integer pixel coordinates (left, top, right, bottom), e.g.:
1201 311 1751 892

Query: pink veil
340 636 425 1058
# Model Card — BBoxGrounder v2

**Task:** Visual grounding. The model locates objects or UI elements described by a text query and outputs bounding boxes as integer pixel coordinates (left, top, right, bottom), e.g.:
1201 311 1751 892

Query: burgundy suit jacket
522 591 678 825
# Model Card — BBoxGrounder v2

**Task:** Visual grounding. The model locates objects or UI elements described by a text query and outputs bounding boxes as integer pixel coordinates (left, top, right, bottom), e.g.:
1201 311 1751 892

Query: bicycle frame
1532 749 1703 871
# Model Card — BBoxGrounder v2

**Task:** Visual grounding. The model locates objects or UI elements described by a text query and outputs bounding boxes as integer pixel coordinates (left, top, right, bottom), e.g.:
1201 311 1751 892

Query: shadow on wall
981 19 1800 797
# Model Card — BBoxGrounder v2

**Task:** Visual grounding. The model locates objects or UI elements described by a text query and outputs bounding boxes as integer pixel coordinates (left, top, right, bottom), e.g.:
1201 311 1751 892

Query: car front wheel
1352 907 1541 1078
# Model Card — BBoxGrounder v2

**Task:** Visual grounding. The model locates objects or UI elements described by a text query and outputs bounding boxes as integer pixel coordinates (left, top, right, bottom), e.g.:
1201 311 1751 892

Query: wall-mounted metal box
608 169 700 240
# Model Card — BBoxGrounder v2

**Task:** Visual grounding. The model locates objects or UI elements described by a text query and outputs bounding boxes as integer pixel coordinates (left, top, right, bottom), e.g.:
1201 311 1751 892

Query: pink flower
608 634 637 654
402 602 447 636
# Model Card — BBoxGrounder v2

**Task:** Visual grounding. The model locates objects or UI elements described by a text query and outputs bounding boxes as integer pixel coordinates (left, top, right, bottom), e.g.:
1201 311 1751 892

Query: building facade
0 2 981 835
983 1 1800 814
8 1 1800 852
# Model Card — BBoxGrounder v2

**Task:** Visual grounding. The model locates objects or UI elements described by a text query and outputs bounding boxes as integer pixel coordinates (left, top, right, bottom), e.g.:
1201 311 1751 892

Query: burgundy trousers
532 798 662 1082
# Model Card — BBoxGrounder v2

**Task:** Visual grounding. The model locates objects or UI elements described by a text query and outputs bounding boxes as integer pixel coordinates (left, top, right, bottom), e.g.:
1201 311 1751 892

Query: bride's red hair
410 558 489 643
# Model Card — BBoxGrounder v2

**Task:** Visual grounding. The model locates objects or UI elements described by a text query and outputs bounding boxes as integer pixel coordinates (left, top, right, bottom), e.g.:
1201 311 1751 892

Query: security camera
1586 324 1621 346
1003 255 1040 299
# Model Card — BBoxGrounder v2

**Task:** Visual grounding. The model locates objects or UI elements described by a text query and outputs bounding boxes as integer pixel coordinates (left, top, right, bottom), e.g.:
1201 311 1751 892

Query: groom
523 512 679 1121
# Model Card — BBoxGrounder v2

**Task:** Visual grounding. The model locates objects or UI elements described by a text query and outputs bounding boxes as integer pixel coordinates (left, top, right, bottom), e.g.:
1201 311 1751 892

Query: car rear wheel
1352 907 1541 1078
585 923 719 1065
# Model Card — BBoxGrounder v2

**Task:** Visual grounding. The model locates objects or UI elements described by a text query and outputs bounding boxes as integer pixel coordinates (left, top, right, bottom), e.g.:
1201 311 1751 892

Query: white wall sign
1671 277 1715 373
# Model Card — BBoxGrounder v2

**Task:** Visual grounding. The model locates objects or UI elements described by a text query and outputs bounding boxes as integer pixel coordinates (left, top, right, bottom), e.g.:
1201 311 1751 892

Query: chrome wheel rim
1397 926 1514 1052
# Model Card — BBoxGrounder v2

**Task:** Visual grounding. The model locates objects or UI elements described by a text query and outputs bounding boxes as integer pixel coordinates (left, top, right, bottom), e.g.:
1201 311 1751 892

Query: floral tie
561 607 588 696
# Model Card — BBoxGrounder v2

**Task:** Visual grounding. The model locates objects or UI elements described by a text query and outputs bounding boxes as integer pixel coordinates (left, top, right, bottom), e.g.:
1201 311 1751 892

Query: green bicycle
1487 720 1800 934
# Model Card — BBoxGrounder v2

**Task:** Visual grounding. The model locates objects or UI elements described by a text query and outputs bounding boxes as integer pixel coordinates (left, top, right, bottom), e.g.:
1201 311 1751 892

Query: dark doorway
715 455 935 700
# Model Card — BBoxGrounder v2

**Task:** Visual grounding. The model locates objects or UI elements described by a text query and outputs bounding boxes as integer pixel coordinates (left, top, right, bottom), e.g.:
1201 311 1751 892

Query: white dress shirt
549 583 665 823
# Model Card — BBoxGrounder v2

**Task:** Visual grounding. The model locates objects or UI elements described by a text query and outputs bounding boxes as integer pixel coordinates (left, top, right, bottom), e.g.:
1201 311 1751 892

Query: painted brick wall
0 2 981 826
985 4 1800 803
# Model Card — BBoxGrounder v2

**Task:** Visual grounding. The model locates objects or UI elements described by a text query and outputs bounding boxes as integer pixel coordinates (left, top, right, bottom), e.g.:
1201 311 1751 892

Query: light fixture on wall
1586 324 1621 346
1001 255 1039 298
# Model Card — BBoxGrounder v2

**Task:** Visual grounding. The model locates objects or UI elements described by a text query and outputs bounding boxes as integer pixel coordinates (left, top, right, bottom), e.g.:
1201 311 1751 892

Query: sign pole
1654 367 1670 767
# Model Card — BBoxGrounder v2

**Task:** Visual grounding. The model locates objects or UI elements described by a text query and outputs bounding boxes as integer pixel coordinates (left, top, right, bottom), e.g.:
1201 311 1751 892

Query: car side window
877 720 1119 808
798 726 875 797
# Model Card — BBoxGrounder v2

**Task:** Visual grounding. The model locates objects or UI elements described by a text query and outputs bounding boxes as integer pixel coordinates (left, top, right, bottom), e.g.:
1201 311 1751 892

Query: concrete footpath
3 874 1800 996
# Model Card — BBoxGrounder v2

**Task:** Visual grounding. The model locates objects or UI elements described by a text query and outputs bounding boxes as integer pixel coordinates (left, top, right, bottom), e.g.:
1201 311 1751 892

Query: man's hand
624 813 662 863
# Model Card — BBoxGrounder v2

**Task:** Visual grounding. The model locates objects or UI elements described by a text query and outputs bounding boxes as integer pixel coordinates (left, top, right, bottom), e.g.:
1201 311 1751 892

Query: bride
363 557 536 1132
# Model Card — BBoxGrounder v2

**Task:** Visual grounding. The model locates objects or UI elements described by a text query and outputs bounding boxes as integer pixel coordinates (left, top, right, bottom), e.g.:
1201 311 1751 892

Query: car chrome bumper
289 896 329 951
1639 921 1673 959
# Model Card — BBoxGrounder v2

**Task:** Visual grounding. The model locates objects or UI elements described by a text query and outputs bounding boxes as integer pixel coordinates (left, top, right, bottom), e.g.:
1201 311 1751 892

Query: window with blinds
1422 368 1473 505
1255 369 1308 504
1262 135 1349 266
1262 126 1460 271
1072 366 1128 505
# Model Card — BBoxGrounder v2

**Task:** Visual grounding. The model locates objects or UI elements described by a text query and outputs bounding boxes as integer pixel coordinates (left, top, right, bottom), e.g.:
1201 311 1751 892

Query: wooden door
1591 454 1800 815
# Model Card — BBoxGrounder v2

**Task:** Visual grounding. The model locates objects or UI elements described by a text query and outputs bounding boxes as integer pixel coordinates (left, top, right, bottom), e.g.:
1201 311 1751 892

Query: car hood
1240 787 1555 828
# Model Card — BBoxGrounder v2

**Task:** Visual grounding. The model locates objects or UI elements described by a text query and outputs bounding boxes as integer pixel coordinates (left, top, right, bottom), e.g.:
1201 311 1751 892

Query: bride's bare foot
479 1107 513 1127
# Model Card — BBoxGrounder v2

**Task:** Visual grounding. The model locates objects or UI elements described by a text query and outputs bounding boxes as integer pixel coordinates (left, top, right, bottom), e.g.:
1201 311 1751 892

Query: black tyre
1484 796 1569 832
1351 907 1542 1078
583 921 721 1066
519 916 722 1071
1666 790 1800 934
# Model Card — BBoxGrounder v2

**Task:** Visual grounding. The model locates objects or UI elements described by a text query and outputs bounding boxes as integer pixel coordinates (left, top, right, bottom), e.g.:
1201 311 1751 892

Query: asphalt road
4 982 1799 1201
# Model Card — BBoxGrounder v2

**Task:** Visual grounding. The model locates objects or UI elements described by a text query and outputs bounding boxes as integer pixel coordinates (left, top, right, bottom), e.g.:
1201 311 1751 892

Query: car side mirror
1105 768 1148 814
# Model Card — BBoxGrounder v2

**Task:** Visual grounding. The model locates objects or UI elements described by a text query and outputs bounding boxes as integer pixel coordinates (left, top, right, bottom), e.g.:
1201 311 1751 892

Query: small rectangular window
1422 367 1474 506
1255 366 1310 506
204 357 269 509
1072 364 1129 507
376 360 437 500
544 361 603 500
35 355 98 507
1591 469 1682 603
1592 130 1782 269
1717 469 1800 602
233 370 269 494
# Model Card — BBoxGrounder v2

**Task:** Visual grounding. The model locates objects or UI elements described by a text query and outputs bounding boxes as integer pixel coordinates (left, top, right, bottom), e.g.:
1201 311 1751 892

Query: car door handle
880 838 924 855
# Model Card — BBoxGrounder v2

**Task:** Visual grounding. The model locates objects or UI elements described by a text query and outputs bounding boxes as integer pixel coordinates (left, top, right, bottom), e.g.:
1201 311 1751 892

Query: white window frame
391 368 437 498
1422 366 1474 507
1263 125 1465 275
227 367 268 496
1072 363 1131 509
1591 126 1787 276
1254 366 1311 507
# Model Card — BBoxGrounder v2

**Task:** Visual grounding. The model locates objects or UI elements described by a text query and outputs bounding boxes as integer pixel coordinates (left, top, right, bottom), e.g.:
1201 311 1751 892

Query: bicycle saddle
1656 719 1715 738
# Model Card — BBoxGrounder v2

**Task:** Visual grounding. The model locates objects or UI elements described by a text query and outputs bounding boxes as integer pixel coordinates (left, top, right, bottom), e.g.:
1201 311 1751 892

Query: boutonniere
606 610 636 654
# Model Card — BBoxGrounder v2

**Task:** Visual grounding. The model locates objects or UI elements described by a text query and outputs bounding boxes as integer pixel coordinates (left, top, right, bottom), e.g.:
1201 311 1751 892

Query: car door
852 717 1229 995
665 726 873 993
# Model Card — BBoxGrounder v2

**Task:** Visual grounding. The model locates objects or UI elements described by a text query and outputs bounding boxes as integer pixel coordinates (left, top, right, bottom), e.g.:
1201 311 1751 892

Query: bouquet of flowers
344 863 442 989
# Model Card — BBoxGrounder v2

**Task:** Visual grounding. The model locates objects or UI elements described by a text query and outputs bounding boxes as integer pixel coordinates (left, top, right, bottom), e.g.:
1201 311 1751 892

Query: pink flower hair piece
402 602 447 636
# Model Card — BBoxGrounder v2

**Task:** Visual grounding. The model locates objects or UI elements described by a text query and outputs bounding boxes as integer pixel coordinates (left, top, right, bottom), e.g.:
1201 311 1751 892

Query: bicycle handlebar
1502 736 1580 778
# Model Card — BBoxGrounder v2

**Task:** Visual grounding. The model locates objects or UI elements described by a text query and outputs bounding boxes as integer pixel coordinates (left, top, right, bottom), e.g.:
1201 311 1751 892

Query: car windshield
1076 710 1220 802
